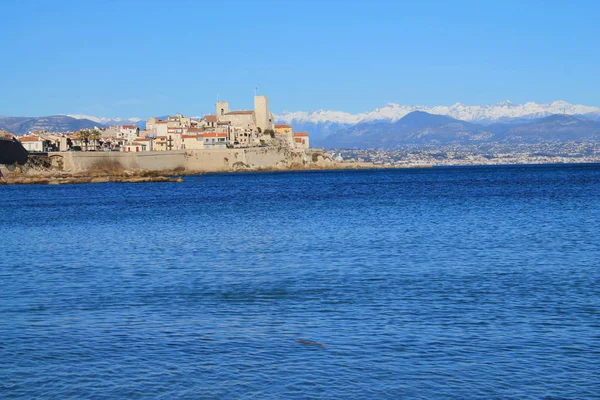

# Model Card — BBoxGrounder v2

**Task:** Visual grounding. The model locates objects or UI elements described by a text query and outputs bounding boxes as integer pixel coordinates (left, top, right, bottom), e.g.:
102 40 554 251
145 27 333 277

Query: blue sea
1 165 599 399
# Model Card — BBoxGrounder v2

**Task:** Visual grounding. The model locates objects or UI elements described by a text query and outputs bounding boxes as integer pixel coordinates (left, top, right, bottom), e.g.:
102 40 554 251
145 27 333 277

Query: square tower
216 101 229 121
254 95 271 132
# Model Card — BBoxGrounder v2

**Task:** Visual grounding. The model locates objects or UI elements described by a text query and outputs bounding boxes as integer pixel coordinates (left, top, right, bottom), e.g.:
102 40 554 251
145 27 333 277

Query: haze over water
1 165 599 399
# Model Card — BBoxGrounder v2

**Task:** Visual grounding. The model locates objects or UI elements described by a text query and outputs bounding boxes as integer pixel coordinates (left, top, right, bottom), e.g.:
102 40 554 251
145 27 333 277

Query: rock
91 177 110 183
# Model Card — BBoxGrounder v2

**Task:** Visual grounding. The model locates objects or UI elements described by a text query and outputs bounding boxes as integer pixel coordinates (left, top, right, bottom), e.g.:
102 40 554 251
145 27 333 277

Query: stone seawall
55 147 309 173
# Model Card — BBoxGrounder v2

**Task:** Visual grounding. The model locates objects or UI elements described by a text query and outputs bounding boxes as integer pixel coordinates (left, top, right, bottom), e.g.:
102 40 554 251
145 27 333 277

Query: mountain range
278 100 600 125
278 100 600 146
65 114 142 125
322 112 600 149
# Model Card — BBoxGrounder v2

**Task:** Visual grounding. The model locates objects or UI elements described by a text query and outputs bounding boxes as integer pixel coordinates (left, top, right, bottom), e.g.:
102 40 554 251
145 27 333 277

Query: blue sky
1 0 599 118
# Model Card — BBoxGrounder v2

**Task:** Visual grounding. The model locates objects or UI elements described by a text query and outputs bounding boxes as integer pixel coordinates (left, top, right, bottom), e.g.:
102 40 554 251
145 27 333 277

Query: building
153 135 179 151
134 137 154 151
166 113 199 128
204 115 217 129
123 143 148 152
19 136 46 152
145 117 161 131
202 132 227 148
273 124 294 147
216 95 275 145
120 125 139 139
181 134 205 150
138 129 153 138
293 132 310 149
154 136 168 151
142 94 309 151
274 124 292 135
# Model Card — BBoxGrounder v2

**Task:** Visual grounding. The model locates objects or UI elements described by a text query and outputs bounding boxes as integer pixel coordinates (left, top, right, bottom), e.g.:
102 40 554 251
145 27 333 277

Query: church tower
216 101 229 121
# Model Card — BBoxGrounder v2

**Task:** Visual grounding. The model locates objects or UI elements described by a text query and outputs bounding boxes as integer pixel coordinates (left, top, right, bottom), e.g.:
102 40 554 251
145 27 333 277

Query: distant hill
322 112 600 149
0 115 105 134
65 114 142 126
500 114 600 142
323 111 488 148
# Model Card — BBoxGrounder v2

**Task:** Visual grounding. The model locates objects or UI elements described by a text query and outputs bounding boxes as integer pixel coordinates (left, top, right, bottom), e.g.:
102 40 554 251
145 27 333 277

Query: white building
293 132 310 149
18 136 46 152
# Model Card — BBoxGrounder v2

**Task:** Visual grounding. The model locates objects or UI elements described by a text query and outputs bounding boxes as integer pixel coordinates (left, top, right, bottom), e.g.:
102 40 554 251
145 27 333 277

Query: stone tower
254 95 270 132
216 101 229 121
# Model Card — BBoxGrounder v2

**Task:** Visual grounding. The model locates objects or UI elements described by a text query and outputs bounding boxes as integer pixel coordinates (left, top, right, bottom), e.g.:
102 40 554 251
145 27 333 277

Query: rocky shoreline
0 160 408 185
1 171 185 185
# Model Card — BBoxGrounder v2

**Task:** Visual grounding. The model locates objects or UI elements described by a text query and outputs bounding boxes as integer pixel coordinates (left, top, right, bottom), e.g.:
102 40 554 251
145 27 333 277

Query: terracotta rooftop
224 111 253 115
293 132 308 137
18 136 42 142
275 124 292 129
202 132 227 138
204 115 217 123
121 125 137 129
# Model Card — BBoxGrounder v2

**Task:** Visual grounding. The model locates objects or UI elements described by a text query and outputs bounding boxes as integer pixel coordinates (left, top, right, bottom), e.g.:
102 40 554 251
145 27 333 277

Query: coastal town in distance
337 141 600 166
6 94 310 154
0 94 331 183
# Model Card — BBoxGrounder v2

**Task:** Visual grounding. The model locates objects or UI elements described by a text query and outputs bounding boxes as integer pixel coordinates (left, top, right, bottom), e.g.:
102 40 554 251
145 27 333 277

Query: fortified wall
53 147 318 173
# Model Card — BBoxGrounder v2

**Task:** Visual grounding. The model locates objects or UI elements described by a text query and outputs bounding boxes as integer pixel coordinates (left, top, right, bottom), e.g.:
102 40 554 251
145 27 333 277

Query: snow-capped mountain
322 111 600 149
277 100 600 125
65 114 142 125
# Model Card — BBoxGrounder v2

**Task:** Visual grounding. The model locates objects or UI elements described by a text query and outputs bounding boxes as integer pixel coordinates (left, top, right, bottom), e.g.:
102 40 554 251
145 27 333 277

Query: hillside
0 115 104 134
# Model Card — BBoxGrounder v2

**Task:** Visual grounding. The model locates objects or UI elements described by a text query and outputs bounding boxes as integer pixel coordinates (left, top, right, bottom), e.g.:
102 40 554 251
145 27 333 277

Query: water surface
1 165 599 399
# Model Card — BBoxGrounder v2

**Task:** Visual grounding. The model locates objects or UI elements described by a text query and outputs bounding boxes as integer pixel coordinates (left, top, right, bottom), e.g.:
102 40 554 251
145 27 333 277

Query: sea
1 165 599 399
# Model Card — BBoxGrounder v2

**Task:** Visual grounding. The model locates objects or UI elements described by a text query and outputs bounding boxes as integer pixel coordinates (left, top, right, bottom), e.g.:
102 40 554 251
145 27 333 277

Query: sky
1 0 599 118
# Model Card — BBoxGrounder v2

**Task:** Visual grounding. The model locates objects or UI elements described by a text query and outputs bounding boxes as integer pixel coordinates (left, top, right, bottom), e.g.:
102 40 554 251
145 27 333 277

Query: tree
89 129 101 151
76 130 91 151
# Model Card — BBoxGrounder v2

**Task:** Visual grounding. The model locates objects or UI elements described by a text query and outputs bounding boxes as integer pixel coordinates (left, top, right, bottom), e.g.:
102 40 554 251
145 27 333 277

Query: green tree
89 129 101 151
76 130 91 151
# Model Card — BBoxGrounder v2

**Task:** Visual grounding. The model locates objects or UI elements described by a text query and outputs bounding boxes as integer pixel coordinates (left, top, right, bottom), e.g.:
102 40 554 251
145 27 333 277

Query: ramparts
55 147 312 173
